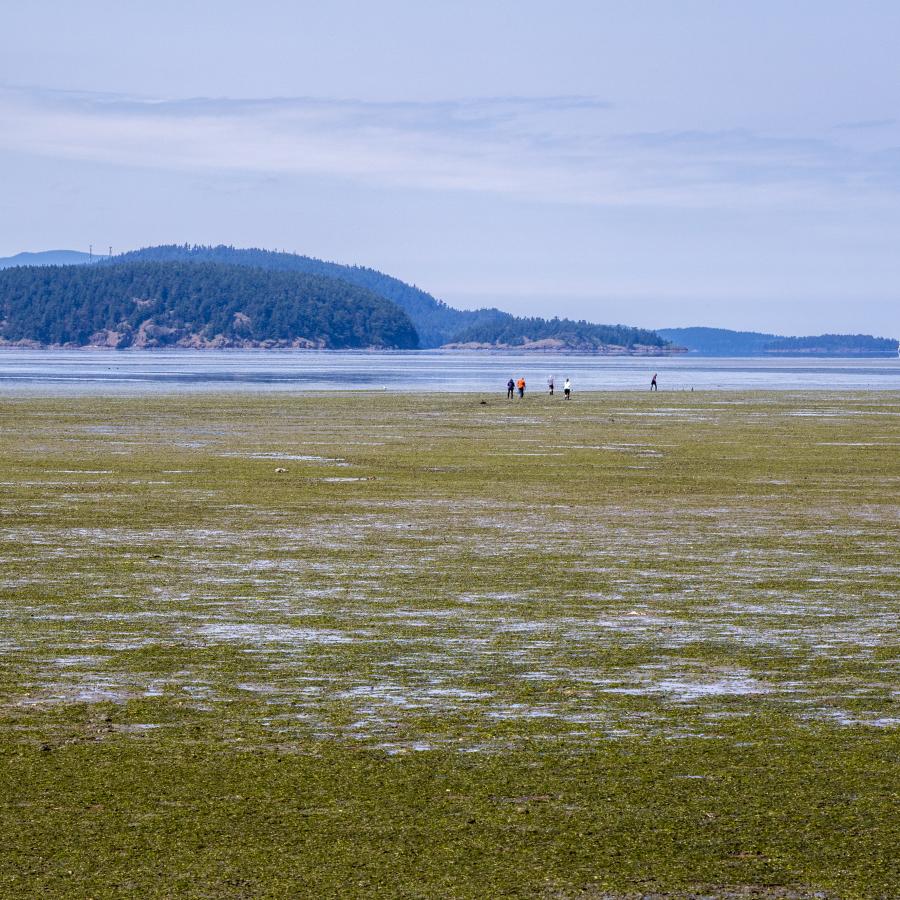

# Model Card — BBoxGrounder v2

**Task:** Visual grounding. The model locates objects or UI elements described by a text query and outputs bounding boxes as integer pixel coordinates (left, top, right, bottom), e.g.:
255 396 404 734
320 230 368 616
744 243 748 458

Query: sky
1 0 898 336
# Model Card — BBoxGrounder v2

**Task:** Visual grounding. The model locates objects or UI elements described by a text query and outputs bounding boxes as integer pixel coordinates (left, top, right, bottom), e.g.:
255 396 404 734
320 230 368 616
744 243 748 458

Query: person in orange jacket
516 376 526 399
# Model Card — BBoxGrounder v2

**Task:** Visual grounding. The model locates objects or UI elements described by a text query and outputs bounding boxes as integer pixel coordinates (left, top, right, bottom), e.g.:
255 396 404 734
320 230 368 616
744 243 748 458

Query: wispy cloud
1 85 897 208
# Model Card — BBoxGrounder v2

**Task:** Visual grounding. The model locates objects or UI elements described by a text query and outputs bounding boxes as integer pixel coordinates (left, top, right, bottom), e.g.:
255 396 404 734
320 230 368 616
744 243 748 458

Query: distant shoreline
0 341 686 356
0 344 894 358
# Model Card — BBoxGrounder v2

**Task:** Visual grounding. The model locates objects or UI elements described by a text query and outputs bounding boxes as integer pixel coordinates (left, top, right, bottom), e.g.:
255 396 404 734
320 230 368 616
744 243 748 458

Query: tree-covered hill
448 315 670 352
0 262 419 349
114 244 508 348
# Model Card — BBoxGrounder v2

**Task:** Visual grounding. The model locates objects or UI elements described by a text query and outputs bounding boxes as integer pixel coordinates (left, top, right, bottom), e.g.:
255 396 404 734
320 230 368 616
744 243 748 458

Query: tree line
0 262 419 349
450 314 669 350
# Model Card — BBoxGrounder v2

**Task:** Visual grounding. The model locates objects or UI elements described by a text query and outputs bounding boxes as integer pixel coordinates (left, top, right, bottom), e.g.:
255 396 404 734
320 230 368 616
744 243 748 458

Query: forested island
657 327 897 357
445 313 669 352
0 245 679 353
765 333 897 354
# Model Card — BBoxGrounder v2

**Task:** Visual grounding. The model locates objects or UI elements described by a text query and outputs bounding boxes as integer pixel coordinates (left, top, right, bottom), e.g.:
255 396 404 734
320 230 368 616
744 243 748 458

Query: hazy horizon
2 2 899 335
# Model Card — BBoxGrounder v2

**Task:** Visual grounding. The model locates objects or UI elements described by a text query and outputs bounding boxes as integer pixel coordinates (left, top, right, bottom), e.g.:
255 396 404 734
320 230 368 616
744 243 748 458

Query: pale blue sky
1 1 898 334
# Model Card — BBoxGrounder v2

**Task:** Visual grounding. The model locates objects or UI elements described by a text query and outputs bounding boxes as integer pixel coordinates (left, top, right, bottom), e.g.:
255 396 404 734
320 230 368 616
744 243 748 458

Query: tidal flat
0 390 897 898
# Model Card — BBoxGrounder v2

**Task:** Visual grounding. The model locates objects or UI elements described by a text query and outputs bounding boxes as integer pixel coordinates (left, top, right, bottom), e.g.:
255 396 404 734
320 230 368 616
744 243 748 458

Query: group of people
506 377 525 399
506 373 659 398
506 375 571 399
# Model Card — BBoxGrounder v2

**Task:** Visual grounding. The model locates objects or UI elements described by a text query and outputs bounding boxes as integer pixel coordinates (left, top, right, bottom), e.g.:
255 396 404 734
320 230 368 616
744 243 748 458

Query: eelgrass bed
1 391 897 898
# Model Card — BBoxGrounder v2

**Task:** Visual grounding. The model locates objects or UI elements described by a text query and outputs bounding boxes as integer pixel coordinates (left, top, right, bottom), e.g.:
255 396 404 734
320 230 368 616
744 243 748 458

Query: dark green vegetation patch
0 391 897 897
0 261 419 349
448 313 667 350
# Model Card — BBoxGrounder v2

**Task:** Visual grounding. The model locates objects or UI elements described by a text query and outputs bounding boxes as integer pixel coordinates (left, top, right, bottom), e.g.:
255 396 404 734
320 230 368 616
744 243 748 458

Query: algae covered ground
0 390 897 898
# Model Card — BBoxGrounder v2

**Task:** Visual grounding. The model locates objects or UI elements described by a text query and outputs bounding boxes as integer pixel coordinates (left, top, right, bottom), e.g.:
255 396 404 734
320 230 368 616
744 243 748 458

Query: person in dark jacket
507 378 515 400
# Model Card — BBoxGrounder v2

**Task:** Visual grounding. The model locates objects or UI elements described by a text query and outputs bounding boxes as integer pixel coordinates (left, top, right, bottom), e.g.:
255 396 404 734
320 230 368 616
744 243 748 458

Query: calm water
0 349 897 393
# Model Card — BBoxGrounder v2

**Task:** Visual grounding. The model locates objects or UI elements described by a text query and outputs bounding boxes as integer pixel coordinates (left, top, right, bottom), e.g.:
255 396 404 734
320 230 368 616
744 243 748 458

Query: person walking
650 373 658 391
516 376 526 399
507 378 515 400
563 377 571 400
547 375 554 396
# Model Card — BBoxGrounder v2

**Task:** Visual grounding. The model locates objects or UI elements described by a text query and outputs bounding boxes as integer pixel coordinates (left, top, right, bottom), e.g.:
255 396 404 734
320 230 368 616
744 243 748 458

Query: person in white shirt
563 377 571 399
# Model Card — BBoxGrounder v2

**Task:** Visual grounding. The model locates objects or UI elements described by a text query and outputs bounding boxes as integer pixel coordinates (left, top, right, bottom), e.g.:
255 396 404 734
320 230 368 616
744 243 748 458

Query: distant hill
658 326 897 356
764 334 897 355
656 327 779 356
115 244 508 348
0 262 418 349
0 250 95 269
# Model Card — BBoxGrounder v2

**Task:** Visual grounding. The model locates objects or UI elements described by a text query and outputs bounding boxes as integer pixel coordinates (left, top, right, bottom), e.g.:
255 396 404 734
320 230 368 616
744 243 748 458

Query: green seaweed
0 390 897 898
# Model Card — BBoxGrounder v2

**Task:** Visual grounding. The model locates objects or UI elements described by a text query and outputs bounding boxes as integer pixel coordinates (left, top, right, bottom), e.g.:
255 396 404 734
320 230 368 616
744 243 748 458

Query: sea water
0 349 897 394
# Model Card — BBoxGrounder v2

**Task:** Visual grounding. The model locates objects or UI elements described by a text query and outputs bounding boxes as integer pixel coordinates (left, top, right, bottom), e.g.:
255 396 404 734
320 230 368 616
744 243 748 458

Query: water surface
0 349 897 393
